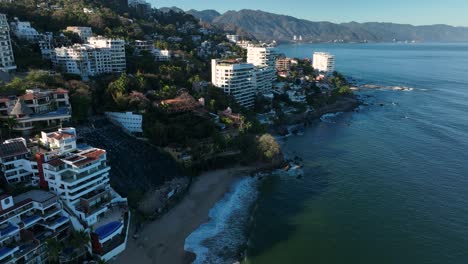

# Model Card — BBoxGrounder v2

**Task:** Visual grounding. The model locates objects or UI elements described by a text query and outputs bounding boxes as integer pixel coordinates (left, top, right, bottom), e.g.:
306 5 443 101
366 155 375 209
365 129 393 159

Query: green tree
156 85 177 100
5 117 17 137
257 134 281 161
107 73 129 101
69 230 90 256
67 81 92 121
46 238 62 264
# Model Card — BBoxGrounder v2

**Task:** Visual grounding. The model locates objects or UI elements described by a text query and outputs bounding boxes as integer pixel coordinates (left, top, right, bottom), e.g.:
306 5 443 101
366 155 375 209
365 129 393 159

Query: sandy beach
112 166 255 264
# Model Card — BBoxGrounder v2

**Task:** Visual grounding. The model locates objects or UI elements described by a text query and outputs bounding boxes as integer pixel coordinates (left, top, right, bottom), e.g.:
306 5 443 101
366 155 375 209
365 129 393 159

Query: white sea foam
391 86 414 91
320 112 343 123
184 177 259 264
360 84 415 92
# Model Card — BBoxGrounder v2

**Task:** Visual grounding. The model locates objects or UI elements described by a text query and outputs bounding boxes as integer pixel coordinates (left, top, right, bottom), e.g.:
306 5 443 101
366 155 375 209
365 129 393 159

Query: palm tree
5 117 17 137
70 230 90 257
46 238 62 264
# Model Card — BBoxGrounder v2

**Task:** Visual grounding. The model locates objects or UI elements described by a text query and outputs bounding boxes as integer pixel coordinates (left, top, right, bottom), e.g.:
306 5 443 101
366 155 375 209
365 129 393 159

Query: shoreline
113 97 359 264
112 165 266 264
271 95 361 135
113 90 361 264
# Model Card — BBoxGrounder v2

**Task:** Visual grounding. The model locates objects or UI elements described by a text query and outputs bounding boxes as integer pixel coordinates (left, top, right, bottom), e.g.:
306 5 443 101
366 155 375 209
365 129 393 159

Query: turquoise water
245 43 468 264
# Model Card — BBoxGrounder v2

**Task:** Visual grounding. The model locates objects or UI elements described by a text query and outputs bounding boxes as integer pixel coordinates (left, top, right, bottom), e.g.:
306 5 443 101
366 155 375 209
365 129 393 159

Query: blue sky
149 0 468 26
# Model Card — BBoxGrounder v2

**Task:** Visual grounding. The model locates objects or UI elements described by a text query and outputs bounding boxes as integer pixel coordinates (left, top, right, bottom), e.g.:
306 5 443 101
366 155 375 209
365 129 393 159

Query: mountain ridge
183 8 468 43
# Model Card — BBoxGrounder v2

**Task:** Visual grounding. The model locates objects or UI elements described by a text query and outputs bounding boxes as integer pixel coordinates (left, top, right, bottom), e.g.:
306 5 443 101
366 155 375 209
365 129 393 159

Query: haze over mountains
184 9 468 43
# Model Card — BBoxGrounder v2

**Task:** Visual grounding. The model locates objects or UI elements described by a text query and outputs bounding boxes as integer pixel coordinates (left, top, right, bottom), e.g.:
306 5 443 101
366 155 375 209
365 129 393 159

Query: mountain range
184 9 468 43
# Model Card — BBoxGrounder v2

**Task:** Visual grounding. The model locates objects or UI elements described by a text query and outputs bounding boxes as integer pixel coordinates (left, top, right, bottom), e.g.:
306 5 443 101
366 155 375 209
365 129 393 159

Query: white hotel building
211 47 278 108
52 36 126 79
0 138 38 185
313 52 335 73
36 128 130 261
9 18 40 41
105 111 143 134
0 14 16 72
247 46 277 94
0 127 130 261
211 59 256 108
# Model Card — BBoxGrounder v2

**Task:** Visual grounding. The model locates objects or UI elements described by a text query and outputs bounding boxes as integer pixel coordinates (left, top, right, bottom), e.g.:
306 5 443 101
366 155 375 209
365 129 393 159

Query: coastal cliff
273 95 360 131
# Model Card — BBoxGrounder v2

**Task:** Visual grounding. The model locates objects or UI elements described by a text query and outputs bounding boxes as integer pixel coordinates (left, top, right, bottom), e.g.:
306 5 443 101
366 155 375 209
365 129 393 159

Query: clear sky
149 0 468 27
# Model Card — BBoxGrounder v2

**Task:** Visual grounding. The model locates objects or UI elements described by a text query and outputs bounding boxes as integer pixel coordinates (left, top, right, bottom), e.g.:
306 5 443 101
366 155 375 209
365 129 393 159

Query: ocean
186 43 468 264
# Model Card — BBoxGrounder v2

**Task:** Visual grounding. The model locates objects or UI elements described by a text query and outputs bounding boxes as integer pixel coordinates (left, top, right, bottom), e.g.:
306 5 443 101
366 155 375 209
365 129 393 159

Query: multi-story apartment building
0 88 71 131
313 52 335 73
134 40 153 53
9 18 40 41
38 32 53 59
153 49 171 61
211 59 256 108
0 14 16 72
53 44 109 78
247 46 277 93
53 36 126 79
276 57 292 71
0 190 69 263
236 40 254 49
247 46 277 67
105 112 143 133
0 127 130 261
36 128 130 261
226 34 240 43
254 67 276 94
65 26 93 41
87 36 126 73
0 138 38 185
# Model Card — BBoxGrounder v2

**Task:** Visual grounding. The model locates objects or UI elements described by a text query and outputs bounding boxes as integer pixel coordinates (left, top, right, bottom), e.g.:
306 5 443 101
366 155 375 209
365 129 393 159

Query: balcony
38 197 59 210
78 201 109 218
47 164 67 172
0 223 19 238
22 215 41 228
0 246 19 262
67 178 110 201
80 188 110 204
41 206 61 220
41 215 68 230
0 204 33 224
62 164 108 183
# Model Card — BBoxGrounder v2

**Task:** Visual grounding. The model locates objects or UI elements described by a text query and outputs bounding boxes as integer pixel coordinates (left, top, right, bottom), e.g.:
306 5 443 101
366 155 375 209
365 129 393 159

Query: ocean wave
360 84 415 92
391 86 413 91
184 177 259 264
320 112 343 123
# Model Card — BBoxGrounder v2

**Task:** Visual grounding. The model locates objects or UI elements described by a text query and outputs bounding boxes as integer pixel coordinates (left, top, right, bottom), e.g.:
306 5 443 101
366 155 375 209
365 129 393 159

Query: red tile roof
73 149 105 167
47 159 65 167
54 88 69 94
48 132 74 140
21 93 35 101
73 157 95 167
83 149 105 159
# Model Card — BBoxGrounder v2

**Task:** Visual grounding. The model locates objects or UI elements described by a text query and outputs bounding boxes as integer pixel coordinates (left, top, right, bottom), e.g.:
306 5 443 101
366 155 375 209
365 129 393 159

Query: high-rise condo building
211 59 256 108
0 14 16 72
313 52 335 73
